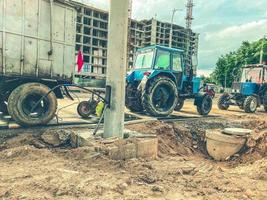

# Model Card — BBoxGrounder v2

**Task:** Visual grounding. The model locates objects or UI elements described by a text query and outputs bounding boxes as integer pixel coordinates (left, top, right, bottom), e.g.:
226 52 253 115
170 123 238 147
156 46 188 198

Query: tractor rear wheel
197 94 213 116
217 93 230 110
174 98 184 111
142 77 178 117
7 83 57 127
125 83 143 112
243 96 257 113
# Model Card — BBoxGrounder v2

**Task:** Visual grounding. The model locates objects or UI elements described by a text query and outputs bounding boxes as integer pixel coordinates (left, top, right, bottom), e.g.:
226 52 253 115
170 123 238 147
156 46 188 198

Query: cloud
205 20 267 41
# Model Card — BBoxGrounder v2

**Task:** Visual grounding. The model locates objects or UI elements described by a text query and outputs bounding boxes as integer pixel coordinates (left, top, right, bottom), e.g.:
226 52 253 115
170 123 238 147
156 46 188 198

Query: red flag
77 50 84 73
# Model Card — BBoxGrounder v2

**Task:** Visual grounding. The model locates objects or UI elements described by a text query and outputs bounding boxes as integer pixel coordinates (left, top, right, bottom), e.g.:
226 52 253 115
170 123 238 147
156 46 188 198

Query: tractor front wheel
243 96 257 113
217 93 230 110
142 77 178 117
197 94 213 116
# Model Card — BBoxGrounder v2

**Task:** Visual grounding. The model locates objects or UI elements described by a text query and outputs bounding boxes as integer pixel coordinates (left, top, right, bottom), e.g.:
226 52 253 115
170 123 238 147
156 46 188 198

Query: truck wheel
77 100 97 118
174 98 184 111
217 93 230 110
197 94 213 116
7 83 57 127
142 77 178 117
125 83 143 112
243 96 257 113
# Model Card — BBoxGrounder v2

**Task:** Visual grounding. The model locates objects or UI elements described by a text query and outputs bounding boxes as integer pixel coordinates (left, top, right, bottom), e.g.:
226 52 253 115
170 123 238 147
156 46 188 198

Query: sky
75 0 267 76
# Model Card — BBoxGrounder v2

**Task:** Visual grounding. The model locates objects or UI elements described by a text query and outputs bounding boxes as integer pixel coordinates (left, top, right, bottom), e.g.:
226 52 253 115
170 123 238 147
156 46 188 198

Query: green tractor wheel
243 96 258 113
142 76 178 117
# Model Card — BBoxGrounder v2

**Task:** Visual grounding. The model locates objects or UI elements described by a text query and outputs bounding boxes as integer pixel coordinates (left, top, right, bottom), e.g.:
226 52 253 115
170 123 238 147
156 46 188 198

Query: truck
0 0 77 126
125 45 213 117
218 64 267 113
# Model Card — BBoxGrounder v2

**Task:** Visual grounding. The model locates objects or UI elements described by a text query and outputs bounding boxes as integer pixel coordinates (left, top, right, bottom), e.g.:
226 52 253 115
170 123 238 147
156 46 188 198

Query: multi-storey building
73 2 199 79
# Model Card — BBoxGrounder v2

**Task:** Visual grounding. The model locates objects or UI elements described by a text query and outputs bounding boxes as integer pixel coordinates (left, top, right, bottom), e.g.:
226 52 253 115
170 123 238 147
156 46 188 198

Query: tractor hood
232 82 257 95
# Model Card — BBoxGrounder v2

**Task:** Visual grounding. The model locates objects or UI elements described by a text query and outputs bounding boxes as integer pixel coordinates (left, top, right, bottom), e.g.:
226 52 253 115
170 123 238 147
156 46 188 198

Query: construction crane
185 0 194 30
185 0 195 77
127 0 133 68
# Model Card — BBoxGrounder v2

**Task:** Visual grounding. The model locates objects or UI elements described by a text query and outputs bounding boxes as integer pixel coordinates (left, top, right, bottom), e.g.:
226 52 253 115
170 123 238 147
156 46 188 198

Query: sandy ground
0 97 266 200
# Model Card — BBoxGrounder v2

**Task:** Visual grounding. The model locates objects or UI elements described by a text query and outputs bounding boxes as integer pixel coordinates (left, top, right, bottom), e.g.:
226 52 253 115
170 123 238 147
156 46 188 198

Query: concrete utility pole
103 0 129 139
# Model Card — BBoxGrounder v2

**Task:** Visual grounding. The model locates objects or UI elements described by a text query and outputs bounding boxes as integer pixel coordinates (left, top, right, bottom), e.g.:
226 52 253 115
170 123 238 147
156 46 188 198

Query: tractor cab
219 64 267 113
127 45 185 89
233 64 267 96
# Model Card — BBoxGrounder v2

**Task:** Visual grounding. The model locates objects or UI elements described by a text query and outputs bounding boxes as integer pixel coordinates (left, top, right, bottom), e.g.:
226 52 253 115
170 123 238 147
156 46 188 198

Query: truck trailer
0 0 77 126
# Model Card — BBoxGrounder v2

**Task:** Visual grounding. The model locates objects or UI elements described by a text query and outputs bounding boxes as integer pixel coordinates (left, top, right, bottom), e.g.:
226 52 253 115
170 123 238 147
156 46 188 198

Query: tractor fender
149 71 177 84
137 71 177 93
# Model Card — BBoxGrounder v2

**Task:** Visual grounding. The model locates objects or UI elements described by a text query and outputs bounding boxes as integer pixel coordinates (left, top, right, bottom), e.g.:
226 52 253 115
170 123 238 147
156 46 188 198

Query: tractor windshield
241 67 263 83
134 50 154 69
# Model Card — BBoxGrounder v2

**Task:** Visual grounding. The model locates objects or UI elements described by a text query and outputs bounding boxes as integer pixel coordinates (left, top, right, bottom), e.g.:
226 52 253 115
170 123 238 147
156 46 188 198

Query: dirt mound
127 121 206 158
0 133 47 150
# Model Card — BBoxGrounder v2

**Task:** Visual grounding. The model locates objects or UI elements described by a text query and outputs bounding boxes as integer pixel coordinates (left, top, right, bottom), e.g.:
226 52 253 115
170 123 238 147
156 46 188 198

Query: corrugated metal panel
0 0 76 81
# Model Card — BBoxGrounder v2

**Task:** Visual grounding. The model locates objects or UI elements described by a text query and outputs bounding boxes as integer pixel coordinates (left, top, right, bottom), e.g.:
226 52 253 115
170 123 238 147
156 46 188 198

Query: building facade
73 2 199 79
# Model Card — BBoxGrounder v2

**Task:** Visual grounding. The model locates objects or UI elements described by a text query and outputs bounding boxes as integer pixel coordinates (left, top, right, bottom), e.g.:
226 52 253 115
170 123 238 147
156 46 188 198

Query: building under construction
73 2 199 79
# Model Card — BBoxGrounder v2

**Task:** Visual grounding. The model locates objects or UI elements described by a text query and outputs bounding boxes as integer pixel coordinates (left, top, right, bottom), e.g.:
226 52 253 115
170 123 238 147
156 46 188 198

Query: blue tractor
125 45 213 117
218 64 267 113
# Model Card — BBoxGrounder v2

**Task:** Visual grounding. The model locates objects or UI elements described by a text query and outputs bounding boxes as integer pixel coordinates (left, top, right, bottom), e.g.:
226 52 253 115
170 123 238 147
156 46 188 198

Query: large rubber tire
197 95 213 116
217 93 230 110
243 96 257 113
7 83 57 127
174 98 184 111
125 83 143 112
142 77 178 117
